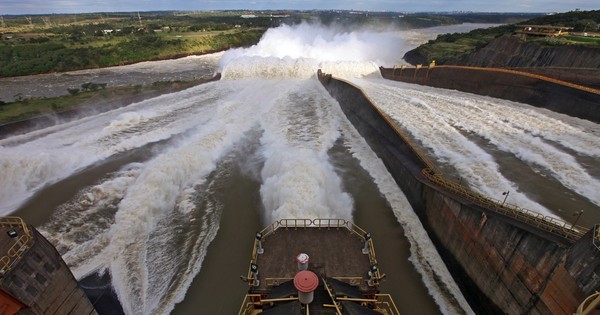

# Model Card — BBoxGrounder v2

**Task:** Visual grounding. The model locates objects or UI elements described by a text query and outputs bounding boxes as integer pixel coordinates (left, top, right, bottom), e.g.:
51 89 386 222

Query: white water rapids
1 22 598 315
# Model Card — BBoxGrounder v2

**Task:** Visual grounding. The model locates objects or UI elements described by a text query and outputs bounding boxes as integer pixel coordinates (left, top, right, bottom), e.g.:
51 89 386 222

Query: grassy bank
0 29 265 77
408 24 516 64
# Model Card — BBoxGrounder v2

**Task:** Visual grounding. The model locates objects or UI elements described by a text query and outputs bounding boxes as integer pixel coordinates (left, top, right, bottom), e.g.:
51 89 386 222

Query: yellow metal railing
244 219 382 288
332 295 400 314
0 216 33 278
331 76 589 242
0 217 31 237
433 65 600 96
385 65 600 96
322 278 343 314
575 291 600 315
238 294 301 315
238 294 262 315
594 225 600 251
372 294 401 315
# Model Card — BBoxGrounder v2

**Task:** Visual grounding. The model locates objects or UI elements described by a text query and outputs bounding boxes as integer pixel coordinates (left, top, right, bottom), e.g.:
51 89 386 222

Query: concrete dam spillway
317 69 600 314
379 65 600 124
1 23 599 314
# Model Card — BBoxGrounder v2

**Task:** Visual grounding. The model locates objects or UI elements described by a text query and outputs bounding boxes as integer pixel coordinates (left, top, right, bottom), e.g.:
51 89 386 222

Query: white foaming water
258 79 353 221
105 79 274 315
220 22 408 80
353 78 600 215
0 83 227 215
221 56 381 80
220 22 406 68
38 76 355 315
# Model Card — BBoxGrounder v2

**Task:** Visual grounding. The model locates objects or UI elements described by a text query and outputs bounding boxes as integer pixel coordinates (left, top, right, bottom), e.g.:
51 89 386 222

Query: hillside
403 10 600 67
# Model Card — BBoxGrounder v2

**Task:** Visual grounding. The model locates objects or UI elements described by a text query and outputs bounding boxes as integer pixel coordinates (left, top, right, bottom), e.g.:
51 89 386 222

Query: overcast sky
1 0 598 15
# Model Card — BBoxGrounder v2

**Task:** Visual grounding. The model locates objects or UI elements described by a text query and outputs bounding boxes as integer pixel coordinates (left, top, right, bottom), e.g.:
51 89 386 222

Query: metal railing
331 75 589 242
385 65 600 96
238 294 262 315
433 65 600 96
594 225 600 251
0 217 33 278
322 278 343 314
372 294 401 315
575 291 600 315
422 169 587 240
243 218 382 288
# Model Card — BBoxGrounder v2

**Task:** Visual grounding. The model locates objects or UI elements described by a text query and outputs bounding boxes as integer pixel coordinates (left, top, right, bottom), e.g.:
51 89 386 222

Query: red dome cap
294 270 319 293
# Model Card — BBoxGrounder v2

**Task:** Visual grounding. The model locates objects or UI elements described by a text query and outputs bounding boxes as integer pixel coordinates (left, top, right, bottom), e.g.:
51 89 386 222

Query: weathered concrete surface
318 71 600 314
380 66 600 123
1 226 97 315
403 35 600 89
458 35 600 69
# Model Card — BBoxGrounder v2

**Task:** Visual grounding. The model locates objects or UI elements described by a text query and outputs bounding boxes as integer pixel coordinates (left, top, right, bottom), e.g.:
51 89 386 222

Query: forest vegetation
405 10 600 65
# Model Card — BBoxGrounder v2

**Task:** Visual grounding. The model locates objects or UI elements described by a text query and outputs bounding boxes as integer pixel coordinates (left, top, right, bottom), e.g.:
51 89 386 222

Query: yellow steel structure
574 291 600 315
0 217 33 279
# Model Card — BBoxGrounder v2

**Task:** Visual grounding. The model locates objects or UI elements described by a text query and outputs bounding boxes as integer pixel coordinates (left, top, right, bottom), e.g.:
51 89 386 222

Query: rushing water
351 78 600 224
3 22 597 315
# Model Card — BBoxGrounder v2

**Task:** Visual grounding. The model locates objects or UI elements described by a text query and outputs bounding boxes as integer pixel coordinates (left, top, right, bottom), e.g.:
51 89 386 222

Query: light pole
501 191 510 206
573 210 584 229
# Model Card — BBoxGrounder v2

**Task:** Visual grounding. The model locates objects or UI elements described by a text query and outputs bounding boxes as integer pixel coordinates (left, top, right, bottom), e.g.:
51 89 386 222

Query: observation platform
255 227 371 292
243 219 383 293
239 219 399 315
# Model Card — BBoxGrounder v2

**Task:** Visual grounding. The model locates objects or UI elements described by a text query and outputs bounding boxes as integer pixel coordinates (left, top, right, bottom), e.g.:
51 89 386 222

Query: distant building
241 14 257 19
515 25 574 37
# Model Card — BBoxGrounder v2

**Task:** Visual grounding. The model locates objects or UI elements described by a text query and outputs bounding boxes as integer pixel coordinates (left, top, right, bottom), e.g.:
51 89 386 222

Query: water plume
220 22 408 79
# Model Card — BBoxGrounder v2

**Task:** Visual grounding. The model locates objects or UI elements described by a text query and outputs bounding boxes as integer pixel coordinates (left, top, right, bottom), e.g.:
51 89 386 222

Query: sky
0 0 598 15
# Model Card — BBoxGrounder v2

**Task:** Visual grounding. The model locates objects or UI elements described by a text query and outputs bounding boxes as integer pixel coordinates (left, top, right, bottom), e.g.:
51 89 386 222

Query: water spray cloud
219 22 408 78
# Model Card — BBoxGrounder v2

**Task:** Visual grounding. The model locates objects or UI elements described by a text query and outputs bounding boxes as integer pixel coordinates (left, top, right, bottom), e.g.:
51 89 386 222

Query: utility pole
138 12 143 28
572 210 584 229
42 17 51 27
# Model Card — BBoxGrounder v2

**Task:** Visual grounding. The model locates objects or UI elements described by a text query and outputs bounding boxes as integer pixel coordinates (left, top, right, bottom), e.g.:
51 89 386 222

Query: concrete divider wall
317 72 427 212
380 66 600 123
317 71 599 314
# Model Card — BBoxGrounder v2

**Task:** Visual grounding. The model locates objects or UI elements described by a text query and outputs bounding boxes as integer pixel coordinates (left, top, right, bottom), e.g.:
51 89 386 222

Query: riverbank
0 51 223 103
0 74 220 139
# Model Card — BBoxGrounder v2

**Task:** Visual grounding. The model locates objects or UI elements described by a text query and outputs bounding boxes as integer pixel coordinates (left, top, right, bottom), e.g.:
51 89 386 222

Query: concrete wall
1 227 96 315
318 71 600 314
380 66 600 123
